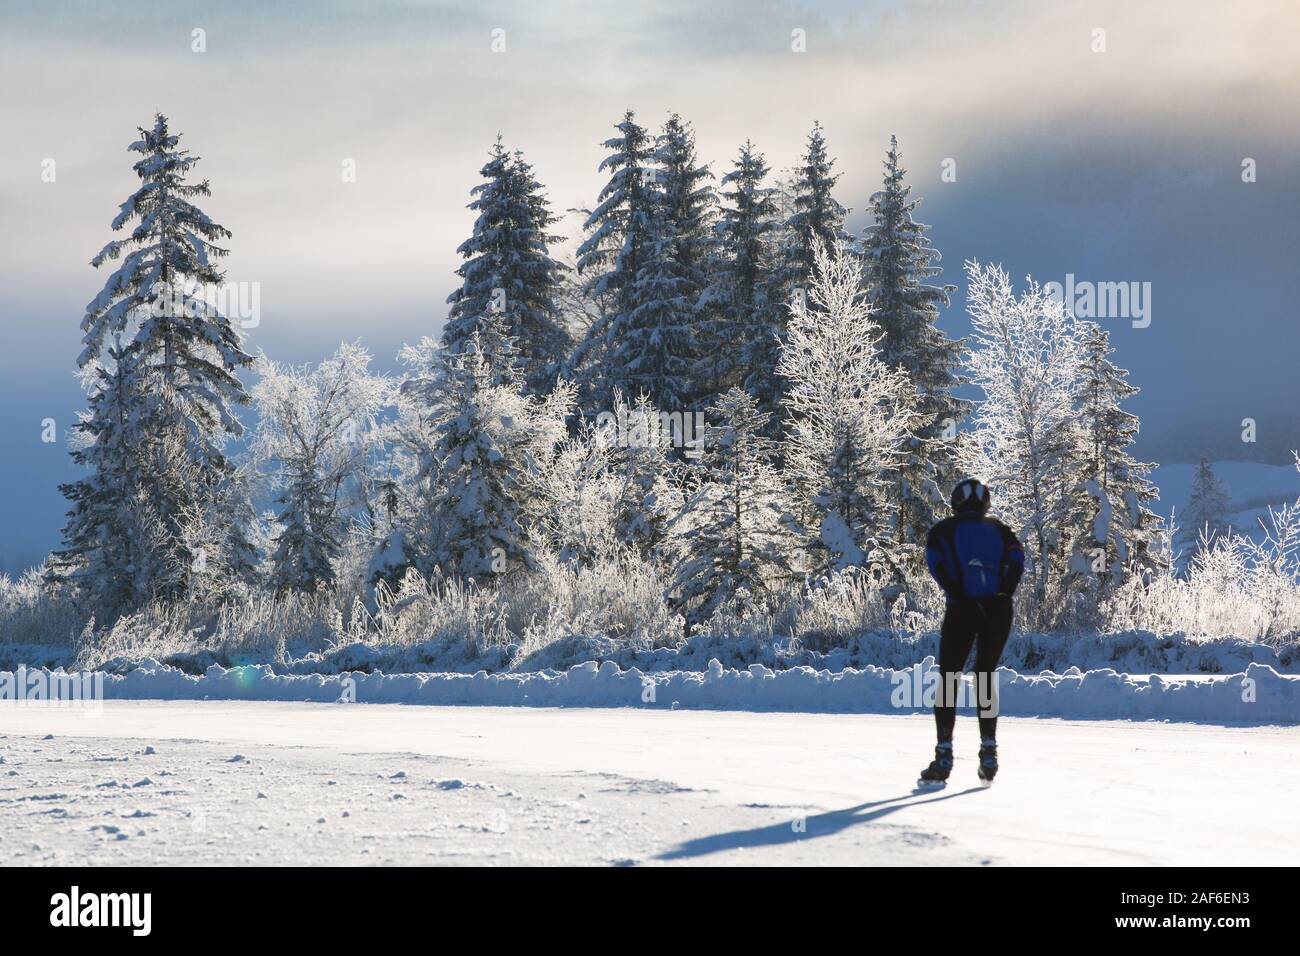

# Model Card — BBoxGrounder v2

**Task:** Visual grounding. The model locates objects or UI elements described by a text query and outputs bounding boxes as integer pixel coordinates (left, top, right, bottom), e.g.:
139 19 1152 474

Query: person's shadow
656 786 986 861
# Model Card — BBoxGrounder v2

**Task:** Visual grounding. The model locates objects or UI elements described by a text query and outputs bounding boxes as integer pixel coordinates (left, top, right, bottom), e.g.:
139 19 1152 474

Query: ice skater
918 478 1024 787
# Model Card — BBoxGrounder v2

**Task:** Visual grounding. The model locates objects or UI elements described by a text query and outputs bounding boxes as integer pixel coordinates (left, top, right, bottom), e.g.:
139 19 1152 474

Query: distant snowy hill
1150 460 1299 540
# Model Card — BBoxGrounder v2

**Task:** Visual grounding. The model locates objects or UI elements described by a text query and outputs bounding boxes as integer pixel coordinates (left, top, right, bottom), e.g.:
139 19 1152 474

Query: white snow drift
4 657 1295 725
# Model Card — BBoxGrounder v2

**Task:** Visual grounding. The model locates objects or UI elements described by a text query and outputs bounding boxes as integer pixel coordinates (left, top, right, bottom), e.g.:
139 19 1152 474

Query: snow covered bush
1106 470 1300 648
250 343 392 594
391 329 575 583
0 568 88 652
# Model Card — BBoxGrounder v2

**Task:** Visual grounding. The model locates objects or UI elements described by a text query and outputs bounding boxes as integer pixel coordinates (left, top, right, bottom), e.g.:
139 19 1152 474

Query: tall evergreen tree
444 137 569 395
572 110 657 410
1074 325 1161 576
620 217 698 411
777 121 848 302
709 141 782 412
655 115 715 302
1058 325 1162 618
860 135 966 550
574 112 709 412
58 114 253 610
654 113 716 405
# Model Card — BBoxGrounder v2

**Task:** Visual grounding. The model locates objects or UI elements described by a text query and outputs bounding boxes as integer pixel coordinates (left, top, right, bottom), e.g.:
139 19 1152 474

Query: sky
1 0 1298 573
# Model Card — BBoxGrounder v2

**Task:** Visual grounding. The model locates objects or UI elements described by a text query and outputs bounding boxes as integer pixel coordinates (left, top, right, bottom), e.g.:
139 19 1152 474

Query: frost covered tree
776 122 848 305
622 215 700 411
393 331 574 582
51 341 157 614
777 241 916 576
443 137 569 395
959 262 1087 625
57 114 253 610
1176 457 1234 566
654 113 716 403
250 343 392 594
523 416 626 568
860 136 965 549
600 392 685 560
589 113 711 411
571 110 658 410
1061 323 1162 600
668 388 797 624
524 392 684 569
709 140 782 415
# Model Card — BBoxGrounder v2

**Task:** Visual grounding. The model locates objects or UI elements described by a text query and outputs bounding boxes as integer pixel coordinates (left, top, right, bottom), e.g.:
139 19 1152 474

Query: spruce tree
710 141 781 413
572 111 657 411
860 136 965 549
59 114 253 610
444 137 569 395
1073 325 1161 580
654 113 716 405
777 121 848 302
575 112 709 412
1056 325 1162 620
51 341 154 614
1177 457 1234 566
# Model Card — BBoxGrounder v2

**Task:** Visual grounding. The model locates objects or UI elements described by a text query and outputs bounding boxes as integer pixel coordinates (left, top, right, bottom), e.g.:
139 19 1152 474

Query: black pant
935 595 1013 742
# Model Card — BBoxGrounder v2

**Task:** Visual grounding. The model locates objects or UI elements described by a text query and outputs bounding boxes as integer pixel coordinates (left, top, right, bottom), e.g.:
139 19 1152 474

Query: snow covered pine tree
709 140 782 421
860 136 965 557
443 136 569 396
1059 323 1162 614
571 110 658 412
53 114 254 615
776 121 848 306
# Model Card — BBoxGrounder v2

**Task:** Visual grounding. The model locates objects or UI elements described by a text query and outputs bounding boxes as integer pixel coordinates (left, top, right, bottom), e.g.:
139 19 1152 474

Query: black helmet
951 478 990 515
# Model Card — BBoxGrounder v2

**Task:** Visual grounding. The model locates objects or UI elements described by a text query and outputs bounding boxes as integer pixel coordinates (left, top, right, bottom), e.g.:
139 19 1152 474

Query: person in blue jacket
918 478 1024 786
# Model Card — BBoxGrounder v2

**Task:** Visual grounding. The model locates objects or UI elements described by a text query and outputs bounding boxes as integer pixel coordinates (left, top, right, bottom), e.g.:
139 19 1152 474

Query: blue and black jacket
925 512 1025 601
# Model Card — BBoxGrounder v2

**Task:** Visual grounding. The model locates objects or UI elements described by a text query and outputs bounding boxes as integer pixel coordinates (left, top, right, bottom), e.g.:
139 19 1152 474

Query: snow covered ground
2 701 1296 866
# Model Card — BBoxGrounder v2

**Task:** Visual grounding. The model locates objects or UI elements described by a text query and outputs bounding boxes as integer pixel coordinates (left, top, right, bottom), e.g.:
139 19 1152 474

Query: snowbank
6 657 1296 725
150 627 1300 678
